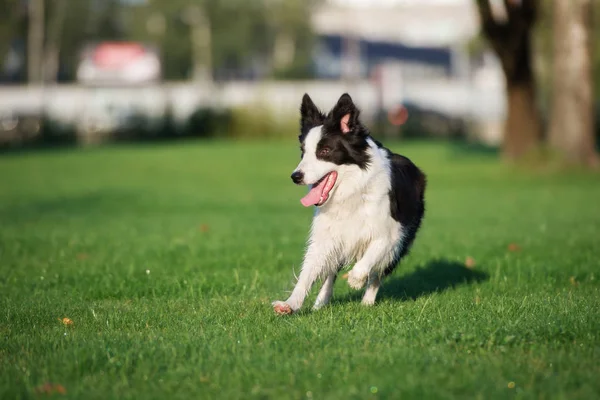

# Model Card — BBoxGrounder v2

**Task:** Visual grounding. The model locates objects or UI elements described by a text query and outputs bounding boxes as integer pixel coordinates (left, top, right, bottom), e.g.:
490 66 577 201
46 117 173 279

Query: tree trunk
549 0 599 167
43 0 67 83
502 25 542 160
27 0 44 84
476 0 543 161
505 81 542 159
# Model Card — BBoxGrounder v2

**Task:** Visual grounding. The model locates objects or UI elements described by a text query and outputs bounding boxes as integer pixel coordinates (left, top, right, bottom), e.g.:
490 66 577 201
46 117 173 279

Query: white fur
274 127 405 312
293 126 334 185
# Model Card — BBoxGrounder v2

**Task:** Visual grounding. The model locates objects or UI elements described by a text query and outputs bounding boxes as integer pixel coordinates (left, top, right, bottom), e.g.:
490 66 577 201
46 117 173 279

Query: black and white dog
273 93 426 315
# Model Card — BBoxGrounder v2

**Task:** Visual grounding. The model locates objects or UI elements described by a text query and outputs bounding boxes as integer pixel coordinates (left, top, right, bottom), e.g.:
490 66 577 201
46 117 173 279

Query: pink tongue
300 181 327 207
300 172 336 207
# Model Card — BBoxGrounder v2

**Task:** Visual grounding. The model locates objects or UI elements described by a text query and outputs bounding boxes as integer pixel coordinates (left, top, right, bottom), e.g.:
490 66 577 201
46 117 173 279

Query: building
311 0 479 81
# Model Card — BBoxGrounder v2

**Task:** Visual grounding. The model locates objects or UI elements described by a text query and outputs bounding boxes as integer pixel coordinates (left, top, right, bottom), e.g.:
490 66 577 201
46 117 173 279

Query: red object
388 105 409 126
93 42 145 69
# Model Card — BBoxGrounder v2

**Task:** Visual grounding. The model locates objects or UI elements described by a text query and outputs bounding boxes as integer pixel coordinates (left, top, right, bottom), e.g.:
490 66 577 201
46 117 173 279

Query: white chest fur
308 140 404 271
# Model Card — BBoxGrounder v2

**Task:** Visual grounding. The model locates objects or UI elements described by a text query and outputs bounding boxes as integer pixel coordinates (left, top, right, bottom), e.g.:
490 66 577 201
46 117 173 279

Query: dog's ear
331 93 360 134
300 93 323 134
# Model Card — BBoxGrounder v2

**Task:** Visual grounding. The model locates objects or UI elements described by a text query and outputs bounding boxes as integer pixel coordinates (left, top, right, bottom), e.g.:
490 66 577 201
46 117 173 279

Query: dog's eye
319 147 330 156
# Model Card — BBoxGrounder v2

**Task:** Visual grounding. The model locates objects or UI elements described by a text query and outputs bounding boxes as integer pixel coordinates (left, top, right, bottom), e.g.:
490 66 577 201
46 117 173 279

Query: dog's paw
312 301 328 311
361 296 376 306
272 301 294 315
347 270 368 290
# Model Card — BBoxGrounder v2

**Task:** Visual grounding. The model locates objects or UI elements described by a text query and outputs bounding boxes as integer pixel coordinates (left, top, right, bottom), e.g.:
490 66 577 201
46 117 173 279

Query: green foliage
228 106 298 139
123 0 319 80
123 0 193 80
56 0 130 80
0 0 24 56
0 141 599 399
0 0 319 82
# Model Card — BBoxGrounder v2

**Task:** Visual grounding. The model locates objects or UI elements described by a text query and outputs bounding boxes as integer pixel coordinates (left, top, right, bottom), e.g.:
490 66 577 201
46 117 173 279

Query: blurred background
0 0 598 165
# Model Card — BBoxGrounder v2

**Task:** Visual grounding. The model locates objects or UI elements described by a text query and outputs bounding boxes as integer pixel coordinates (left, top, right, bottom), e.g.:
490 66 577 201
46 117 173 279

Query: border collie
272 93 426 315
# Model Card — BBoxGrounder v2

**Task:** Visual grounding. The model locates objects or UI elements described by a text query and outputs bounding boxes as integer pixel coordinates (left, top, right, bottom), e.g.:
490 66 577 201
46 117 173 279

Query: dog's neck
315 139 390 214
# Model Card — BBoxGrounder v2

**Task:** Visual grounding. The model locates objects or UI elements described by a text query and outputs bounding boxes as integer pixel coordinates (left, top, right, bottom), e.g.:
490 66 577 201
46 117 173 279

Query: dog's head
291 93 371 207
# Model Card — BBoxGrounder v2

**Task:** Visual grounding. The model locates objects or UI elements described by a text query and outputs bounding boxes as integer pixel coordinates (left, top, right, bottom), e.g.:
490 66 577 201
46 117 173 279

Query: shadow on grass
379 259 488 301
336 259 489 305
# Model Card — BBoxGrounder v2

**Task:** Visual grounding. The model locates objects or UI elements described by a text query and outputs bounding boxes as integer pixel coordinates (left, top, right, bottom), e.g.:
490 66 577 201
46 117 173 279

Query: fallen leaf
199 224 210 233
507 243 521 252
61 317 73 326
569 276 579 286
35 383 66 395
465 257 476 269
54 385 66 395
36 383 53 394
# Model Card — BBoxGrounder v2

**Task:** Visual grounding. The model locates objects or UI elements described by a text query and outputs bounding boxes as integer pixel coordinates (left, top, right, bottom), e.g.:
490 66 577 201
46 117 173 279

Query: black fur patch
383 151 427 276
299 93 371 169
299 93 325 141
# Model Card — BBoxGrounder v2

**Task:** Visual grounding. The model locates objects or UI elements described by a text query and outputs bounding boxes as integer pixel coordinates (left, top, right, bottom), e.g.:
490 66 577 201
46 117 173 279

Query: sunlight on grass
0 141 599 399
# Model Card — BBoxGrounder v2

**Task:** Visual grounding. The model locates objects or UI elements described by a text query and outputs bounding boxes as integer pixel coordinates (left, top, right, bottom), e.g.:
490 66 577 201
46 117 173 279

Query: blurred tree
56 0 94 81
27 0 44 83
548 0 598 167
56 0 126 81
204 0 269 80
3 0 319 82
0 0 22 56
532 0 552 115
0 0 27 81
43 0 67 83
90 0 126 41
123 0 318 81
475 0 542 161
123 0 192 80
594 0 600 101
265 0 318 80
1 0 129 82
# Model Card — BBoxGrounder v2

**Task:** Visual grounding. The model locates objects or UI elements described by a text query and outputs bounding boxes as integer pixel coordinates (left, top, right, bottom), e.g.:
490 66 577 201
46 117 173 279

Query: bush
0 114 77 152
184 107 232 139
227 106 297 140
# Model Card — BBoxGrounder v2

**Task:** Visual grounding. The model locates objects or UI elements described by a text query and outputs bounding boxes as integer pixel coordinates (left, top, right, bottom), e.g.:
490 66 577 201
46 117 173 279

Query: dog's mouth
300 171 338 207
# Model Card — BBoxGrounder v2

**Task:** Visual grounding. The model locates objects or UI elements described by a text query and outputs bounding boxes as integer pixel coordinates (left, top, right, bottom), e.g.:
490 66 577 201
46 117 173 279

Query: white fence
0 78 506 144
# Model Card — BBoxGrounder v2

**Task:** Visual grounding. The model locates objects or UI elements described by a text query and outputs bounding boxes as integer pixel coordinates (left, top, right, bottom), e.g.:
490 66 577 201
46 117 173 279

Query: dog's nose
291 171 304 184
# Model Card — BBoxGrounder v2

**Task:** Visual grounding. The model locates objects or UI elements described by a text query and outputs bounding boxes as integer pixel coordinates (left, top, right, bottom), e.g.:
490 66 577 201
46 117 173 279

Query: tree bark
549 0 599 167
505 81 542 158
27 0 44 84
476 0 543 161
43 0 67 84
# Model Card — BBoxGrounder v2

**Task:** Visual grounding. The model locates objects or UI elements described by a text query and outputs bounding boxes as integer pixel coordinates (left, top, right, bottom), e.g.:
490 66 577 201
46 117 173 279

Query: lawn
0 140 599 399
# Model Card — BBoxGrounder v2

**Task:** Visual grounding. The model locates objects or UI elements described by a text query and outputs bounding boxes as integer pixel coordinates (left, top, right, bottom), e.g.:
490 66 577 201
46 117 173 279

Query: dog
272 93 426 315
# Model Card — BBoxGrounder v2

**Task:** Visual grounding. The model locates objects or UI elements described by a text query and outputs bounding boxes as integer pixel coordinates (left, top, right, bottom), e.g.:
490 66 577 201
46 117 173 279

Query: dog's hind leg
361 273 381 306
347 240 392 290
313 274 337 310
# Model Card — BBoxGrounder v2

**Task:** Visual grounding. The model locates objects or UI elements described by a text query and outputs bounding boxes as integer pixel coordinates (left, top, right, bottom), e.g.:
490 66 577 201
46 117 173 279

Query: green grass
1 140 599 400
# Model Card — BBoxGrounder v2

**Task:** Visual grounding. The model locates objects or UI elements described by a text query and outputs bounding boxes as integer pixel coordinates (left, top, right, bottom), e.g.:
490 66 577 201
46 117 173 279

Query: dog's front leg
273 242 336 315
347 240 391 290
